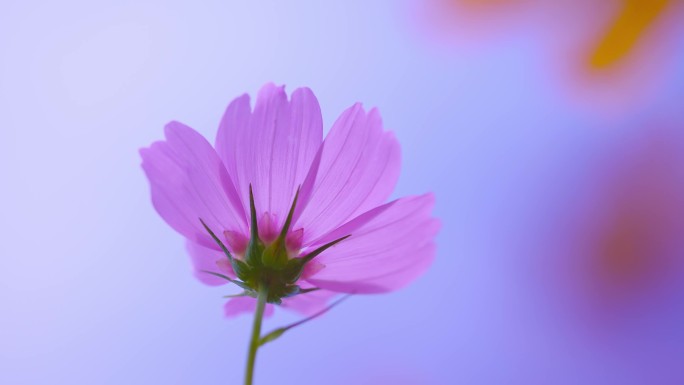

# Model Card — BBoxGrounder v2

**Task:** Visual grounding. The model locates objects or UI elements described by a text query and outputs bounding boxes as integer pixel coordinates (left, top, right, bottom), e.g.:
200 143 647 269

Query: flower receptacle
200 185 349 304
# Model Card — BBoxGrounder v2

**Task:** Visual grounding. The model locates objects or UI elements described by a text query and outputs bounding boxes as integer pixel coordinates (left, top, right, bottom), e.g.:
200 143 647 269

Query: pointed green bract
278 285 319 299
200 270 234 282
281 285 302 298
279 234 352 284
199 218 234 263
278 186 300 243
248 184 259 240
200 270 253 291
301 235 352 264
258 328 286 346
245 185 264 267
262 187 301 268
231 259 252 281
200 218 252 282
296 287 320 295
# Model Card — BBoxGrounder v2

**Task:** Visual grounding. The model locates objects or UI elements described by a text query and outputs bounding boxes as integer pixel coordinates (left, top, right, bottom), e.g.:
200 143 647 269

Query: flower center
201 185 349 304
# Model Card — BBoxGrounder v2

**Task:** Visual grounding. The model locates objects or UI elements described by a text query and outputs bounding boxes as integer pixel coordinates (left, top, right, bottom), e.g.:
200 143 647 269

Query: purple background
2 1 684 384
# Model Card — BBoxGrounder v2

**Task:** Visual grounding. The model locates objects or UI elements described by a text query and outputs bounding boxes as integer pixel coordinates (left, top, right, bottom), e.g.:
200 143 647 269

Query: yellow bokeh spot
589 0 670 70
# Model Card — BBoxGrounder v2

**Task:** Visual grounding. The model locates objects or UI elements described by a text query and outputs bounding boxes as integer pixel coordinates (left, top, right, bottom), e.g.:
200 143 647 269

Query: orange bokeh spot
443 0 523 16
454 0 517 8
591 129 682 298
598 212 652 287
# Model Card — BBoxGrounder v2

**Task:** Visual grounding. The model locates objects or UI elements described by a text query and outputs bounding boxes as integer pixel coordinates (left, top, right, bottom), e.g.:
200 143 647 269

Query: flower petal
224 297 275 318
140 121 247 249
295 104 401 244
306 194 439 294
186 240 235 286
215 84 323 225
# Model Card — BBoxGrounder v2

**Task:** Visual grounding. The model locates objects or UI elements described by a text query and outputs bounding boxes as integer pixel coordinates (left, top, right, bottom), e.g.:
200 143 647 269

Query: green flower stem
244 284 269 385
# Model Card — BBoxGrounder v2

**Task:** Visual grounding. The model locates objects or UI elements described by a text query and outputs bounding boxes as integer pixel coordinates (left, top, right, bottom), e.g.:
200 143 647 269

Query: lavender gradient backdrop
2 1 684 384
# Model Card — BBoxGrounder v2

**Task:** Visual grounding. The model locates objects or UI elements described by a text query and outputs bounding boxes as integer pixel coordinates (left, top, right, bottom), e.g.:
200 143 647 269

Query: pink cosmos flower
140 83 439 318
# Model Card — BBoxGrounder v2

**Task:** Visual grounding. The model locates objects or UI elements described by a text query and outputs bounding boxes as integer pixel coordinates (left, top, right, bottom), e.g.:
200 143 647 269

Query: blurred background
1 0 683 384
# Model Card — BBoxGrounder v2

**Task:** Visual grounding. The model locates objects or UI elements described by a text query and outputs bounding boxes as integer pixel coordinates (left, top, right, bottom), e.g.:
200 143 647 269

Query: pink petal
186 240 235 286
258 212 279 244
295 104 401 244
280 285 338 316
224 297 275 318
306 199 394 248
140 121 247 249
301 260 326 279
306 194 439 294
286 228 304 252
223 230 248 255
215 84 323 225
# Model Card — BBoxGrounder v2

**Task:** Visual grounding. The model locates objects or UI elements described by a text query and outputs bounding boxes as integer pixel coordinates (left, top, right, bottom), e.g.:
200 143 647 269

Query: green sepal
199 218 234 263
301 235 351 264
276 187 300 244
200 270 252 291
260 244 280 269
280 234 352 284
281 285 302 298
245 238 264 268
262 187 300 268
231 258 252 282
248 184 259 241
297 287 320 295
280 286 320 299
245 185 264 267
